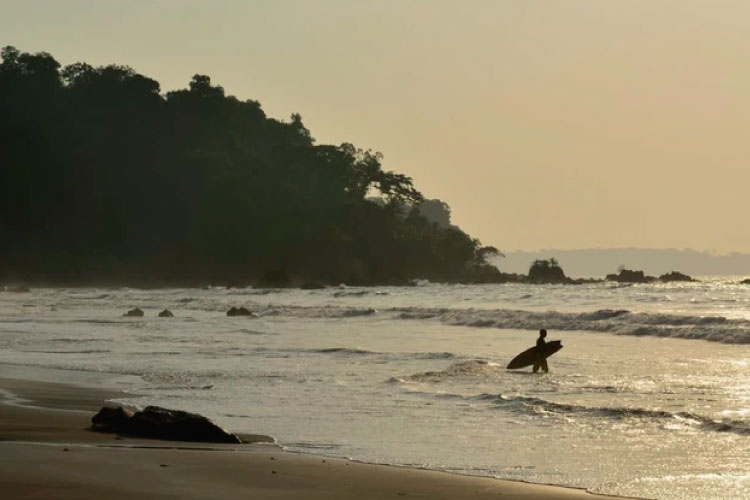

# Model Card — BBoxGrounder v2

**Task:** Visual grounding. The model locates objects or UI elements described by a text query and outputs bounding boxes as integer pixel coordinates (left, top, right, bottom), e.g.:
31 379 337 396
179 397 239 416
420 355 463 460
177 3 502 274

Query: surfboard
506 340 563 370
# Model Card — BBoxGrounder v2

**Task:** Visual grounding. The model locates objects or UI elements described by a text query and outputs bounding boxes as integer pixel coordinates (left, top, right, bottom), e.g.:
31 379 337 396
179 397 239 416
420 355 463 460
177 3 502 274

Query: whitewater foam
477 393 750 436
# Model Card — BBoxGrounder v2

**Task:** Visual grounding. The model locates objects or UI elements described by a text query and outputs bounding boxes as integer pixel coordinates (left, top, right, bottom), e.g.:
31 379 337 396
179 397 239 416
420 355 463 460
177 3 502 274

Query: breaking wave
260 305 378 318
314 347 376 355
248 346 458 360
247 304 750 344
477 393 750 436
397 360 502 383
401 307 750 344
333 290 370 297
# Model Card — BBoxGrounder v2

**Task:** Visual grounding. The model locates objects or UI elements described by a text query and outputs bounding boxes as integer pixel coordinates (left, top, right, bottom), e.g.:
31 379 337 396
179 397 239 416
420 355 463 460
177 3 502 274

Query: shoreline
0 373 637 500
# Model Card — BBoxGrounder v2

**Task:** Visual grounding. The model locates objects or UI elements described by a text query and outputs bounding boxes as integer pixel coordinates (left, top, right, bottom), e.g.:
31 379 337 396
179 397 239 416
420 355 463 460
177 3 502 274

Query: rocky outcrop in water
528 258 567 283
658 271 695 282
158 309 174 317
123 307 144 317
90 405 242 443
605 269 656 283
227 306 256 317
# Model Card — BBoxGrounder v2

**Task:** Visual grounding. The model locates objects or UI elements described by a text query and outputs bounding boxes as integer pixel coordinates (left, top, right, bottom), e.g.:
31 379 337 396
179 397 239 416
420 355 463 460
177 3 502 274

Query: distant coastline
497 248 750 278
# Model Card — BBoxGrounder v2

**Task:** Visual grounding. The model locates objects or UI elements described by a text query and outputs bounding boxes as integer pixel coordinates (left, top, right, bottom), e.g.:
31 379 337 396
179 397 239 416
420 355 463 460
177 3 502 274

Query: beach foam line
233 303 750 343
142 298 750 344
0 376 638 500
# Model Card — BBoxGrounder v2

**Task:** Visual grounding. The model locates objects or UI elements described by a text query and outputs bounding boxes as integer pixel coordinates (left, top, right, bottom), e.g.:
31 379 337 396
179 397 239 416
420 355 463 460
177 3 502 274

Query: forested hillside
0 47 499 286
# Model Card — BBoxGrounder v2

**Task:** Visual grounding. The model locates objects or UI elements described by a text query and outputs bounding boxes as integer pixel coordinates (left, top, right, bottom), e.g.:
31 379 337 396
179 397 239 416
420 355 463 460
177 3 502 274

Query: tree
0 46 501 286
477 245 502 264
528 258 566 282
417 199 452 228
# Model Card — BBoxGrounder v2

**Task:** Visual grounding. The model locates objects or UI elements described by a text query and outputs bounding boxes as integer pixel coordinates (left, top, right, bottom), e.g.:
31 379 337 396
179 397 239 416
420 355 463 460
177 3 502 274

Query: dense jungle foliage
0 47 501 286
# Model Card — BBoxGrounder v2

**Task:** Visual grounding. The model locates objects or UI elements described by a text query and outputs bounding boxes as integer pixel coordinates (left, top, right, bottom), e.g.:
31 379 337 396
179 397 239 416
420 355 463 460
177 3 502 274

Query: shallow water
0 280 748 499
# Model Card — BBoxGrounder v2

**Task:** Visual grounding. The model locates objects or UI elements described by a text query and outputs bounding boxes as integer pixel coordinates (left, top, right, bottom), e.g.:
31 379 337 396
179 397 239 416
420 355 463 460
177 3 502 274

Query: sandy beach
0 375 637 500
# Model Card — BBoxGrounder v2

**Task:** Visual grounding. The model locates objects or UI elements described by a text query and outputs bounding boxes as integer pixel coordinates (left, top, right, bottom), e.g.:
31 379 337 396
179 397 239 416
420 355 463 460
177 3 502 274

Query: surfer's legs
533 357 548 373
532 360 547 373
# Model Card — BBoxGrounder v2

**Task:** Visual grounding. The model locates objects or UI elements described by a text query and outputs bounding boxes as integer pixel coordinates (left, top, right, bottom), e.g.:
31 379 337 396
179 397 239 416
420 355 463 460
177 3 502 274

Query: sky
3 0 750 253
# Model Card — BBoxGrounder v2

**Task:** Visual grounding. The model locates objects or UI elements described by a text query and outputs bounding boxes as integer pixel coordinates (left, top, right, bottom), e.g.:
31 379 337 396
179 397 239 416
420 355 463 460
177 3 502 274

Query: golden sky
4 1 750 252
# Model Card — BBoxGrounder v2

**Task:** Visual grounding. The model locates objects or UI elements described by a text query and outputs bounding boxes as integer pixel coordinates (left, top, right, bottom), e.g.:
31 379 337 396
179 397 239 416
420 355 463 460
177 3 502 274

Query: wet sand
0 376 635 499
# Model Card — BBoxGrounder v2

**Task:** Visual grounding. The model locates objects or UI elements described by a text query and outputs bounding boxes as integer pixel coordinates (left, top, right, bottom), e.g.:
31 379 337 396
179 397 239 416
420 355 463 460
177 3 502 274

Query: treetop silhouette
0 46 500 286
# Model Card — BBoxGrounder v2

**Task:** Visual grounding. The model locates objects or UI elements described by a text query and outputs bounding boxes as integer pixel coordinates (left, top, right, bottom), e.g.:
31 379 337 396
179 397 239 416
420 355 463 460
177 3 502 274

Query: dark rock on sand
158 309 174 317
124 307 145 317
659 271 695 282
90 405 242 444
227 306 256 317
740 278 750 285
90 406 134 433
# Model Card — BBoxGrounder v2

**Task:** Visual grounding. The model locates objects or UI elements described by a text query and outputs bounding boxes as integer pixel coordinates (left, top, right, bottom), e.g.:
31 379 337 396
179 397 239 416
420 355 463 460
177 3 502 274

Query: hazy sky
4 1 750 252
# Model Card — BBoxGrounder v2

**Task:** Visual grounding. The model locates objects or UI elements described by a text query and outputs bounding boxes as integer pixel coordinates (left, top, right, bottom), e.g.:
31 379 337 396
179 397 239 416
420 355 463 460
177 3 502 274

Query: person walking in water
533 328 549 373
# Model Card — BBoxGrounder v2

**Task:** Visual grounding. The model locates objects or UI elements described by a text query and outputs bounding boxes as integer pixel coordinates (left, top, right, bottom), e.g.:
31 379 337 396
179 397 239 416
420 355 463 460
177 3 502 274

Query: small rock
158 309 174 318
90 406 134 433
124 308 144 317
227 306 256 317
659 271 695 282
605 269 656 283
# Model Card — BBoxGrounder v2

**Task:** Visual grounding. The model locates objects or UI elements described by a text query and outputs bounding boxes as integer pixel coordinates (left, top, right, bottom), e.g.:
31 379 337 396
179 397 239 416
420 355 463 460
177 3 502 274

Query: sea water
0 280 748 500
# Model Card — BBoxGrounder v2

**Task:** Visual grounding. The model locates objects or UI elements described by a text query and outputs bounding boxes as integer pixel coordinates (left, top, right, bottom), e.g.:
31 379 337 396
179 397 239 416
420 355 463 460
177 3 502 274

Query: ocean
1 279 748 500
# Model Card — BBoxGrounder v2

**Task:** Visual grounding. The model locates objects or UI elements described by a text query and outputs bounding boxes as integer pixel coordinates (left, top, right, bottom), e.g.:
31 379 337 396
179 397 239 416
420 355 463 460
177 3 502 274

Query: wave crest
479 393 750 436
400 360 501 382
392 307 750 344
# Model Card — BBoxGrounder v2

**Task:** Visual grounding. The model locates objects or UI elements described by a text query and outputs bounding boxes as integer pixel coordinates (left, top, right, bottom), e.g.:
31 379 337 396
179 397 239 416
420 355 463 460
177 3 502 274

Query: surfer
533 329 549 373
506 329 561 371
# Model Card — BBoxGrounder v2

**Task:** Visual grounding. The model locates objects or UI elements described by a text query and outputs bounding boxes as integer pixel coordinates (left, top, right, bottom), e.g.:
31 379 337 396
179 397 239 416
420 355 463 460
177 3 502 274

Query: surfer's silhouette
533 329 549 373
507 329 562 371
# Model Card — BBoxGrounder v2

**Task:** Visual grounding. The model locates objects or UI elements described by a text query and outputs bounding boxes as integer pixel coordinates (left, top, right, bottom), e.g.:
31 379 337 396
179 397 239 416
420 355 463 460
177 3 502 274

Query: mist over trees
417 199 452 229
0 46 500 286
